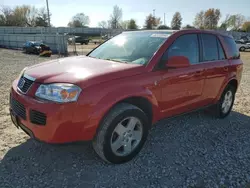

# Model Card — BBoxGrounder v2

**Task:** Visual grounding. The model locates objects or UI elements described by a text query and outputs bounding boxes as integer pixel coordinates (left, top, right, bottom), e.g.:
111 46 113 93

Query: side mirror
166 56 190 68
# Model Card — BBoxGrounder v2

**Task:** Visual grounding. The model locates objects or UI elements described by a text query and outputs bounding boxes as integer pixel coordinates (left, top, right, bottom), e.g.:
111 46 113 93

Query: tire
214 85 236 118
239 47 245 52
81 43 83 45
93 103 149 164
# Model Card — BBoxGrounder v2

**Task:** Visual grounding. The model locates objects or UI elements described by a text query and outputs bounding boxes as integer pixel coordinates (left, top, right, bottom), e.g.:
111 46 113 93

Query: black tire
214 85 236 118
80 43 83 45
93 103 149 164
240 47 245 52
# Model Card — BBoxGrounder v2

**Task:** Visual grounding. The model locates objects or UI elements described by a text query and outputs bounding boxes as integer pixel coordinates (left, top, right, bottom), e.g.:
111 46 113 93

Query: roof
123 29 233 38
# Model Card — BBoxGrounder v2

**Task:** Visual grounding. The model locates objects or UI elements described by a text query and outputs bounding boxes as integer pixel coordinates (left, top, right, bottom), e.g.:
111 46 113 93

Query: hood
24 56 144 88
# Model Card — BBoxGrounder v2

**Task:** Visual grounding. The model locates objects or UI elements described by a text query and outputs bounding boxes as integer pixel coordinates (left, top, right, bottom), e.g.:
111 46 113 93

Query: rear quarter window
222 36 240 59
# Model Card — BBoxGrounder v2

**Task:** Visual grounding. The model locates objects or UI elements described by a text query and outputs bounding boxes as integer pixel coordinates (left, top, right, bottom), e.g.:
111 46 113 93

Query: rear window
217 39 226 60
201 34 218 61
222 36 240 59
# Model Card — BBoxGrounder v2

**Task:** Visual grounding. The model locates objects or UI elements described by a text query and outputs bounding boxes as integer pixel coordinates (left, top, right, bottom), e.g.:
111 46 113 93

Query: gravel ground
0 48 250 188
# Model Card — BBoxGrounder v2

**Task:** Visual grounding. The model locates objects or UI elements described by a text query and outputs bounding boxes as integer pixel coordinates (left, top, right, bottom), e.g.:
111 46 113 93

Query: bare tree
121 20 129 29
171 12 182 30
35 7 51 27
98 20 108 28
68 13 90 27
109 5 122 29
219 14 230 30
26 6 39 27
193 11 205 29
227 14 245 30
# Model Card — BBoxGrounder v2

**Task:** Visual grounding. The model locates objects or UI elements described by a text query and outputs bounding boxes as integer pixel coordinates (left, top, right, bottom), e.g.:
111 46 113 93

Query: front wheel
93 103 149 164
215 85 236 118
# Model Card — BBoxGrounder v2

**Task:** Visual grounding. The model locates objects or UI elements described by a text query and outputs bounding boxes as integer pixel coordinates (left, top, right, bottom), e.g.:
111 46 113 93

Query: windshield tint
88 32 171 65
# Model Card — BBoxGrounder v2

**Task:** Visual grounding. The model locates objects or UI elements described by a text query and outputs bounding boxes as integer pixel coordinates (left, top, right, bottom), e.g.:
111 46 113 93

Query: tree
144 14 161 29
204 8 221 29
68 13 90 27
109 5 122 29
0 5 50 27
157 25 170 29
35 7 51 27
219 23 228 30
127 19 138 29
219 14 230 30
120 20 129 29
171 12 182 30
182 24 195 29
193 11 205 29
0 14 5 26
98 21 108 28
242 21 250 32
227 14 245 30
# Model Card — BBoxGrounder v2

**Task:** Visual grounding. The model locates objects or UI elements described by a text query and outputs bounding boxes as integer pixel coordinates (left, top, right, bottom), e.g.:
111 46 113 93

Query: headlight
35 83 82 103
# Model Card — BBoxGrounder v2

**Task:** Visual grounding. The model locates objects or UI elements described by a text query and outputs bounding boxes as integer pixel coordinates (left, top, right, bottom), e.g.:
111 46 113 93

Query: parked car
10 30 243 164
235 40 250 51
68 36 89 45
23 41 42 54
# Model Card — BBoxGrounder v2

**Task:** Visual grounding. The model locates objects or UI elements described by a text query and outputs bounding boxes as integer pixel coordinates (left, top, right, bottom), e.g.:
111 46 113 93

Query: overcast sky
1 0 250 27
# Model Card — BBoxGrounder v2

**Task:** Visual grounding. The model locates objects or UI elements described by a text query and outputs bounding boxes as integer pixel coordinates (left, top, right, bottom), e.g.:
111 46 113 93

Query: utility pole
46 0 51 27
153 9 155 17
164 13 165 25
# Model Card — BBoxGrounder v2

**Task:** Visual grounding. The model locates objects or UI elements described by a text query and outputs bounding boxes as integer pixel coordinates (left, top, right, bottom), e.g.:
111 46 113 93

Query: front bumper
10 80 93 143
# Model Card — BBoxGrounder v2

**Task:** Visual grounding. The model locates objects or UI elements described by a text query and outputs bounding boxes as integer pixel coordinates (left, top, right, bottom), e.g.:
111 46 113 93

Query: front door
157 34 205 118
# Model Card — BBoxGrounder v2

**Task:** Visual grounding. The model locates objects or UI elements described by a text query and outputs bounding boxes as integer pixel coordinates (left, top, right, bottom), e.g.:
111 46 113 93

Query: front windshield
88 31 172 65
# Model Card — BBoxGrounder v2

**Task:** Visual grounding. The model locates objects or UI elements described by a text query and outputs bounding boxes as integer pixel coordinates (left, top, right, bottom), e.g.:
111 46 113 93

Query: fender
215 76 238 102
84 85 160 138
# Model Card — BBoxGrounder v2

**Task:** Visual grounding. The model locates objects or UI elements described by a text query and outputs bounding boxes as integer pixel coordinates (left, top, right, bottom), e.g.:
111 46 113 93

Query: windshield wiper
104 58 127 64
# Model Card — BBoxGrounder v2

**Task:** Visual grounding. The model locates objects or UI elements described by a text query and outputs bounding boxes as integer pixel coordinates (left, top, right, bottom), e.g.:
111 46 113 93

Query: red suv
10 29 243 164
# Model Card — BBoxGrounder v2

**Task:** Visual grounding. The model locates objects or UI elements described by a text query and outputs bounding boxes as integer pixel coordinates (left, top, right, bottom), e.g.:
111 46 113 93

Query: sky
1 0 250 28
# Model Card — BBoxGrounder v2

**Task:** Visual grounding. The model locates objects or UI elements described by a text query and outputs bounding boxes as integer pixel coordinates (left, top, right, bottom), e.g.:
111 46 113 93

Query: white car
235 41 250 51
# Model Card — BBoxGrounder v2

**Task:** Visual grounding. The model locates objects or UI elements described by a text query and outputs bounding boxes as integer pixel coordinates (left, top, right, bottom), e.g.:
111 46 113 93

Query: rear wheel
240 46 245 52
215 85 236 118
93 103 149 164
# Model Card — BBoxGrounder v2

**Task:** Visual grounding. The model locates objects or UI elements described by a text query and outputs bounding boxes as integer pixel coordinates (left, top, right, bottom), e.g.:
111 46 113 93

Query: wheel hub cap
222 90 233 114
110 117 143 156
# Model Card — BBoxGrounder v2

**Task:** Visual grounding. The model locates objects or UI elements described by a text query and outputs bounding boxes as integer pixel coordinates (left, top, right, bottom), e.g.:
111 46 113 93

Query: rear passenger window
222 36 240 59
201 34 218 61
163 34 199 65
217 39 226 60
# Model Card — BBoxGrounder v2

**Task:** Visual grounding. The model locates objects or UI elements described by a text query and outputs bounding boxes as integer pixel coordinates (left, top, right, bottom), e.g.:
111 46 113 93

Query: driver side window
162 34 199 65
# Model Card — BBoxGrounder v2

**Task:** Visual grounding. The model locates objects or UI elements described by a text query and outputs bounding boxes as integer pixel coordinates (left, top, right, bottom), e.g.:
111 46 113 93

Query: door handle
223 67 229 71
195 70 203 76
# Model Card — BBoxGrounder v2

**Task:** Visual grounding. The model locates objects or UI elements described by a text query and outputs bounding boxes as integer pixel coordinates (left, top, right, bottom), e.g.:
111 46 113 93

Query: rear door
199 33 230 104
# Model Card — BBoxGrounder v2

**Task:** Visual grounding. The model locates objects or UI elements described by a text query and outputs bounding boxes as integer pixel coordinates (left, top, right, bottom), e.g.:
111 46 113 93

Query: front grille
30 110 46 125
17 76 34 93
10 97 26 120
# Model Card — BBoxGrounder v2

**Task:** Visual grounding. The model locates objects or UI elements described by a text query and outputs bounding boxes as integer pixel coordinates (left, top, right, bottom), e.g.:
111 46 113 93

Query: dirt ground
0 48 250 187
